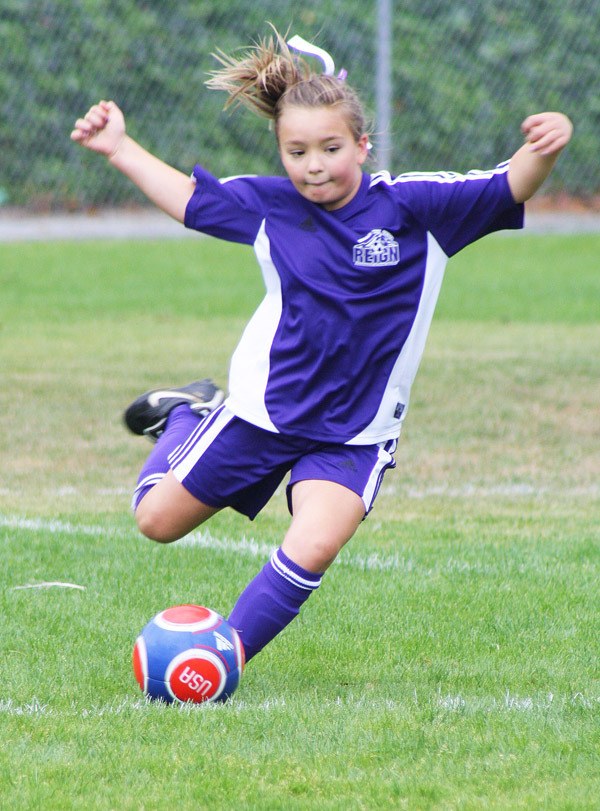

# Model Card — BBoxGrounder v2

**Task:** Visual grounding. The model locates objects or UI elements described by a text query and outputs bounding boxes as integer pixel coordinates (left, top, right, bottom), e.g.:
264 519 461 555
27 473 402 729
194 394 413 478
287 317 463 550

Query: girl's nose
307 152 324 174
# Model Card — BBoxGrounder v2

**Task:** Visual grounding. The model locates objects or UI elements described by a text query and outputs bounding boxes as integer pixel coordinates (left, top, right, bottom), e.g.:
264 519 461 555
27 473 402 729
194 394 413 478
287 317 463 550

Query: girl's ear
357 134 370 164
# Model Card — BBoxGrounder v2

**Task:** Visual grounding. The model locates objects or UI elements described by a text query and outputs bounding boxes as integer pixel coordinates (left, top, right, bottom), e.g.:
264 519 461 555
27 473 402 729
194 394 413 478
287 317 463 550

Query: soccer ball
132 604 245 704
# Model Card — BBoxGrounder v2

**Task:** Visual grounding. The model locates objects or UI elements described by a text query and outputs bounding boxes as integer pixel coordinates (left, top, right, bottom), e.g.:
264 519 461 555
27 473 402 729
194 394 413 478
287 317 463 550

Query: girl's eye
326 145 340 153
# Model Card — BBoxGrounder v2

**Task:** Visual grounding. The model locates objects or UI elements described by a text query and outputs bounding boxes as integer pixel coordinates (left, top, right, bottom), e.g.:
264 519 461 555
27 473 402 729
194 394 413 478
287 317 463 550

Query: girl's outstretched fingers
521 112 573 156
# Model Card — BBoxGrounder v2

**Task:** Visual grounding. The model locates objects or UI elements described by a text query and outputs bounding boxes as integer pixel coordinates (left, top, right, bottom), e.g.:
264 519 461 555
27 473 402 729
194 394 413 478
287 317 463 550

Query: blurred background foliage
1 0 597 209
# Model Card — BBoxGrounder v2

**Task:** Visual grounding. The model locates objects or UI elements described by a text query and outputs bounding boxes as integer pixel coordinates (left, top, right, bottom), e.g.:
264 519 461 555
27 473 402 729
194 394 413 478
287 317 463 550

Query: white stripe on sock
270 549 322 591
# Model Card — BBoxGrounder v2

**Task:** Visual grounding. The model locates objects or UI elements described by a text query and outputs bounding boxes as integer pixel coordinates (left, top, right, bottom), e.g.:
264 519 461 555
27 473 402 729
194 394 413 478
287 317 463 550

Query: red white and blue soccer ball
133 604 245 704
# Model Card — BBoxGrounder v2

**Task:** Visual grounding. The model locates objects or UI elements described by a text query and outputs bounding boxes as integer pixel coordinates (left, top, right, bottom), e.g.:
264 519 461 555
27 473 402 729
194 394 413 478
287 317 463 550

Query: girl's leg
281 479 366 572
132 404 220 542
228 480 364 660
135 470 220 542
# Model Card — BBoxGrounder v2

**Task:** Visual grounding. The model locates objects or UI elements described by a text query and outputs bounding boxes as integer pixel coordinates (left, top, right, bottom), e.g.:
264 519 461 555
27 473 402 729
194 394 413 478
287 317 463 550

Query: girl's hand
508 111 573 202
70 100 126 158
521 112 573 157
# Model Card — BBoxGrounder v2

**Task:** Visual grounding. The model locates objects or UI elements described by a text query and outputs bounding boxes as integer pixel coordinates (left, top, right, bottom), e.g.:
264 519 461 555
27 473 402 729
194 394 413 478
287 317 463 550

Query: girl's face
278 104 369 210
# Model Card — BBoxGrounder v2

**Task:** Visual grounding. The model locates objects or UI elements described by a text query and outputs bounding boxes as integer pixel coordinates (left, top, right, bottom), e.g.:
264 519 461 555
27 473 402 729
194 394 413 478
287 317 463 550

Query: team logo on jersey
353 229 400 268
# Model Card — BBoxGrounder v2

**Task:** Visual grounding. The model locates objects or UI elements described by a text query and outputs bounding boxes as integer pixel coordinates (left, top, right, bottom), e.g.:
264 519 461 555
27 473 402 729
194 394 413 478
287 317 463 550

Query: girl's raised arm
71 100 195 223
507 111 573 204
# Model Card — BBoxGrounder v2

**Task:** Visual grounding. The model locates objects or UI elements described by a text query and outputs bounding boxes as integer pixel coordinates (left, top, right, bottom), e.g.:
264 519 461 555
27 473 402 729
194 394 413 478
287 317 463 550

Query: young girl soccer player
71 30 572 664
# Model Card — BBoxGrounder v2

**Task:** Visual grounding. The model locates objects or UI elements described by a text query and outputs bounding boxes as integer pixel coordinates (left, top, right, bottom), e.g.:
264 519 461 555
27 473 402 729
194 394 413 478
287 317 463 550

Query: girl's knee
282 534 343 573
134 489 216 542
135 504 179 543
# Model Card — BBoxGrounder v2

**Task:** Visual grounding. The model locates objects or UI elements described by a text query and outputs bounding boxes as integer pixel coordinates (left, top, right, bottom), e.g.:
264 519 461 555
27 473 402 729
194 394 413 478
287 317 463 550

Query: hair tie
287 35 346 80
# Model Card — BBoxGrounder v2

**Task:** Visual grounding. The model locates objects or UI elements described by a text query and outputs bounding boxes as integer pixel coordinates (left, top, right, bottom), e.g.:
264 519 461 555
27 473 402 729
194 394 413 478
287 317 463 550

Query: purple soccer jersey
184 164 523 444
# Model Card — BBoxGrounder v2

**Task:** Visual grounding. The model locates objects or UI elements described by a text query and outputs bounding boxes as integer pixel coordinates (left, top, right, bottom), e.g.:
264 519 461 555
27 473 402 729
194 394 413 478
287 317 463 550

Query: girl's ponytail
206 25 370 144
206 28 307 119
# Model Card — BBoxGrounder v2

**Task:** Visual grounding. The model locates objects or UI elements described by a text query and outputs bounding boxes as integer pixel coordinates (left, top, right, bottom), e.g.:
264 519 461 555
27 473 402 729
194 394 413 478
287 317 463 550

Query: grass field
1 232 599 809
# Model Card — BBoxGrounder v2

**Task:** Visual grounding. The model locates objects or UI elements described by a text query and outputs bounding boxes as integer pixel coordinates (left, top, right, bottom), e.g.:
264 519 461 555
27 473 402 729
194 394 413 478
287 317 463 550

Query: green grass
1 234 599 809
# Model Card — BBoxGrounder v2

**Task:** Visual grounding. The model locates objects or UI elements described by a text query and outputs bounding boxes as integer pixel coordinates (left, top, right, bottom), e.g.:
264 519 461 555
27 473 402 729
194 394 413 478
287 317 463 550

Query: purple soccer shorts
168 405 396 519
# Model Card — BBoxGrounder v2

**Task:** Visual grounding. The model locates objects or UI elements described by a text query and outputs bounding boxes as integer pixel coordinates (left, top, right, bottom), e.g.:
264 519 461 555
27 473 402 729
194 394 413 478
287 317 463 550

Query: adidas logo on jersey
300 216 317 232
353 229 400 268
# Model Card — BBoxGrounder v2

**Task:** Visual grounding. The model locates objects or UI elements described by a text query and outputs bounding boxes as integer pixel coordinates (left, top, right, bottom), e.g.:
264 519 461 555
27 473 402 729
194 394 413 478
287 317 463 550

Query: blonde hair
205 27 369 143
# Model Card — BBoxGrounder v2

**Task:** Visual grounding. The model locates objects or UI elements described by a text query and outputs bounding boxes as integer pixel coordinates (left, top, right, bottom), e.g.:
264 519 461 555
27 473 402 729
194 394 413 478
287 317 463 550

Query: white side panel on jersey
225 219 281 433
347 232 448 445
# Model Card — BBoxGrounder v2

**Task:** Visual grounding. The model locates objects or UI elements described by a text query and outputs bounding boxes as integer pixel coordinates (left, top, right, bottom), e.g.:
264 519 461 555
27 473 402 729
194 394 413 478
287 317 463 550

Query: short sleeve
387 163 524 256
184 166 274 245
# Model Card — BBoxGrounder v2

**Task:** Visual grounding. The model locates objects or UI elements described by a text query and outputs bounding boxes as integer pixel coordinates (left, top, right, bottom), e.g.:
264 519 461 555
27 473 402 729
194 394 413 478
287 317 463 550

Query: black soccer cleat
124 379 224 441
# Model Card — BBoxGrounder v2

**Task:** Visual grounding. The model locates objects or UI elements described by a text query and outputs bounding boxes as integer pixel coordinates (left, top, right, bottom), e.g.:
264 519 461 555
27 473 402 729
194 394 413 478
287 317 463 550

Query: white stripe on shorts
168 405 235 484
131 472 167 510
361 438 397 512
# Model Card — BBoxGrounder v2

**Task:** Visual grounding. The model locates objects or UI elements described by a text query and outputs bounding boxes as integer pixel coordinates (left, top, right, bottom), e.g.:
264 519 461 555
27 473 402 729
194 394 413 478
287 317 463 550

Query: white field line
12 581 85 591
0 514 588 578
1 691 598 717
0 514 413 573
0 515 516 577
0 515 127 538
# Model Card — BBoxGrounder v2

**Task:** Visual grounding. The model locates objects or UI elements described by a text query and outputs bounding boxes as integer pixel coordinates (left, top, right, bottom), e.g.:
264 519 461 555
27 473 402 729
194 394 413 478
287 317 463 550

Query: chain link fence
1 0 598 210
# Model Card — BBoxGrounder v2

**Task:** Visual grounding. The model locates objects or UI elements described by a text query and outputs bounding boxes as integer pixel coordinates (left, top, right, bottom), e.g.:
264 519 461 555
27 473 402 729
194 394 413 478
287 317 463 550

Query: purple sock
228 548 323 661
131 404 202 511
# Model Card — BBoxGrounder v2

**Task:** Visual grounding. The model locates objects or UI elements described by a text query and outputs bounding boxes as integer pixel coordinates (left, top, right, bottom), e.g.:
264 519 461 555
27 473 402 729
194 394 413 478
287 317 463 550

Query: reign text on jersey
352 229 400 268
